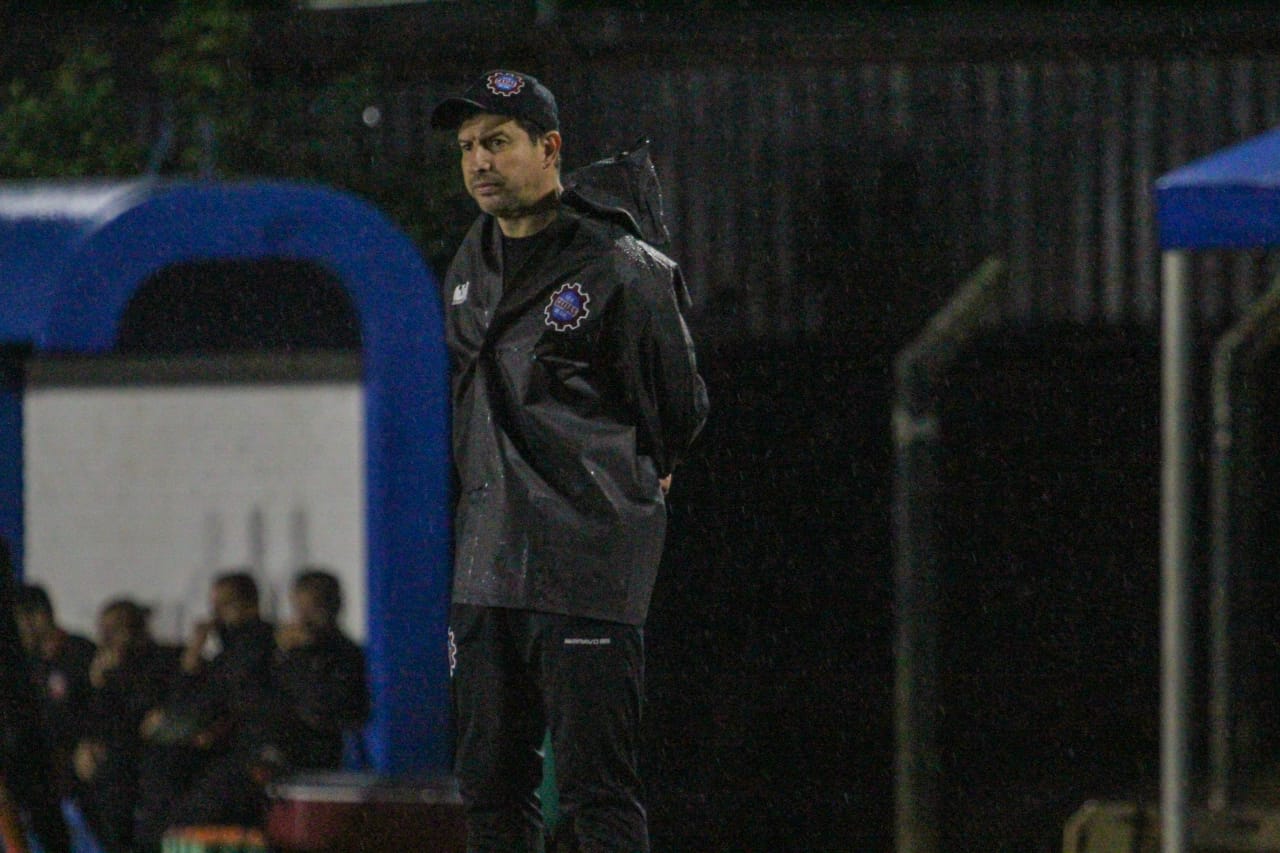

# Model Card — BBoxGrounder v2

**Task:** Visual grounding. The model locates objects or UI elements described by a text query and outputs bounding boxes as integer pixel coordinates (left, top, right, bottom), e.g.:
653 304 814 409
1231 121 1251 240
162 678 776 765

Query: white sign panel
23 379 366 644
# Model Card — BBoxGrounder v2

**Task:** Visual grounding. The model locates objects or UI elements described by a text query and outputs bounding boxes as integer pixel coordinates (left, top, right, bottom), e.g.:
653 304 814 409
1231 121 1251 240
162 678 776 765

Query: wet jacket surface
443 194 709 625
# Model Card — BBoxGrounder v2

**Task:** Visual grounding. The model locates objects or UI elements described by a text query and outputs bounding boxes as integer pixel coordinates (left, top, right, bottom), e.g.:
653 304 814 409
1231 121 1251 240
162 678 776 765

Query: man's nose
467 149 492 172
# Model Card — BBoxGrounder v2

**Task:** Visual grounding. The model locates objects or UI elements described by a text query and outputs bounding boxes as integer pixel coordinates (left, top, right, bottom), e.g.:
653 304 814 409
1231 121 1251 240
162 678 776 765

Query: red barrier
267 772 465 853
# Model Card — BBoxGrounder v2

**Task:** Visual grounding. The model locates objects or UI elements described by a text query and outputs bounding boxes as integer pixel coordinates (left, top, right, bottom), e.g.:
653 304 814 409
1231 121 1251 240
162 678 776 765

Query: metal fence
353 47 1280 342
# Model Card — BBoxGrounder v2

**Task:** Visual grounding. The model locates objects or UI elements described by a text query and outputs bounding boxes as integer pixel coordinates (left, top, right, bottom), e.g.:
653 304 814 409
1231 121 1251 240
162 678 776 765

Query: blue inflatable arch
0 178 452 775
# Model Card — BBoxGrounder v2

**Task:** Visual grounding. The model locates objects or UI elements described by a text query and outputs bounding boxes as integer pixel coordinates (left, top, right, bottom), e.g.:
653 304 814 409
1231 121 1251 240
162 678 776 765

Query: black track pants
449 604 649 853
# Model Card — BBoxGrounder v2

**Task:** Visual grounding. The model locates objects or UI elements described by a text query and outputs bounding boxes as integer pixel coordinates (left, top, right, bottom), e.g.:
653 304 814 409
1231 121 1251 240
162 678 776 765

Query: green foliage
244 63 473 269
152 0 255 174
0 45 145 177
0 2 470 266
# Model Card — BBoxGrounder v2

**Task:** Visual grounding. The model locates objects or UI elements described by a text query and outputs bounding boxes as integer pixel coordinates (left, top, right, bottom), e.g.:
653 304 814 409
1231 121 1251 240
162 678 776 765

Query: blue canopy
1156 125 1280 250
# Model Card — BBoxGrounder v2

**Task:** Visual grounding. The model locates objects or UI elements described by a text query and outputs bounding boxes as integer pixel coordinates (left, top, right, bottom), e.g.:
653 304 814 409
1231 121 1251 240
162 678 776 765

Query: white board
23 368 366 645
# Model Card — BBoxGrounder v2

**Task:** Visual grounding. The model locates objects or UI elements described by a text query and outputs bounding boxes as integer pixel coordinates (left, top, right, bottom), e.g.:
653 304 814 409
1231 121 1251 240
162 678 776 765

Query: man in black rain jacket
432 70 708 853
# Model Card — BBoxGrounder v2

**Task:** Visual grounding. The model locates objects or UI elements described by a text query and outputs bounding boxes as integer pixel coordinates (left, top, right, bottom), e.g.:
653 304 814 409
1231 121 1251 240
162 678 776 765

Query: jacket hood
562 139 671 249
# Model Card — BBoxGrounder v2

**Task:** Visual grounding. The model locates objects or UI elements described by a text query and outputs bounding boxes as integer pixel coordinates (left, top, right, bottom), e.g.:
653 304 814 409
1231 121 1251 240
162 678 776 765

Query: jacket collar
480 207 583 323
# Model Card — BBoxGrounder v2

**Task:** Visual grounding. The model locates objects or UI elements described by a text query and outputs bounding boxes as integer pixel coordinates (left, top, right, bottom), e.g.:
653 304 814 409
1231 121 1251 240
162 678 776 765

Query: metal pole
892 257 1005 853
1161 250 1192 853
1208 348 1233 812
1205 278 1280 811
893 398 940 853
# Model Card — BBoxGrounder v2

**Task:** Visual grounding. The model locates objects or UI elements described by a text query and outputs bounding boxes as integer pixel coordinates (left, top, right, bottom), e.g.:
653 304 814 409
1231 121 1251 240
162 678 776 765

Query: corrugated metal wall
380 50 1280 342
600 56 1280 339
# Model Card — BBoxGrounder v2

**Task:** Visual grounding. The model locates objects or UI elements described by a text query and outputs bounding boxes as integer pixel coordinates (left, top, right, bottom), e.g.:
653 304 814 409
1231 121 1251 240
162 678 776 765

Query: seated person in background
268 567 370 772
134 570 276 852
15 583 97 798
73 598 180 853
0 545 70 853
138 569 370 845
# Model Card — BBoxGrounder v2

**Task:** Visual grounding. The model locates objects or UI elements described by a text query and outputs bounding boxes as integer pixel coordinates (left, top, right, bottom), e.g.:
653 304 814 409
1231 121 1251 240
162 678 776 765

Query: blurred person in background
268 567 370 772
0 545 70 852
134 570 275 852
74 598 180 853
15 583 96 800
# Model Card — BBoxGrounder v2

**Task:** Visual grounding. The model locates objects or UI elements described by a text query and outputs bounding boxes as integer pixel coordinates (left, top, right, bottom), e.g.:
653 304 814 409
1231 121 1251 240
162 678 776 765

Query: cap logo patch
545 282 590 331
487 71 525 97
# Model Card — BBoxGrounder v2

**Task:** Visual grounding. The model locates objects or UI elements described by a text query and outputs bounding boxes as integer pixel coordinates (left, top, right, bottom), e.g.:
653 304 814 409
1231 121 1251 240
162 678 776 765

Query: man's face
457 113 559 221
97 609 131 656
15 609 42 652
210 582 254 631
289 585 331 634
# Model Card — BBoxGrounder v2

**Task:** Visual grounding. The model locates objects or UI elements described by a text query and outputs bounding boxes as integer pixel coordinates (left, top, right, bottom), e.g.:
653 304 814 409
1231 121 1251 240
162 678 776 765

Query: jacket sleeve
613 256 710 477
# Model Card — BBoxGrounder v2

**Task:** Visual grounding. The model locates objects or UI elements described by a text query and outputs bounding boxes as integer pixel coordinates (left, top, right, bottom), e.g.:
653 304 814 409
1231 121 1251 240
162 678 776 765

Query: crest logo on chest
545 282 591 332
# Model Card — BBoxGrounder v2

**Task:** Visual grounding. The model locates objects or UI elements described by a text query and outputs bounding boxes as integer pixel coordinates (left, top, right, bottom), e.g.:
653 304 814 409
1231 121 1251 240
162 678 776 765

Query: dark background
9 2 1280 850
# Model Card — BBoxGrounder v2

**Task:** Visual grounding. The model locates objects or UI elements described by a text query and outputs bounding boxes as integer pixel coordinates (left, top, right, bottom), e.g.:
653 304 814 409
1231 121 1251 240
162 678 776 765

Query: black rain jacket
443 145 709 625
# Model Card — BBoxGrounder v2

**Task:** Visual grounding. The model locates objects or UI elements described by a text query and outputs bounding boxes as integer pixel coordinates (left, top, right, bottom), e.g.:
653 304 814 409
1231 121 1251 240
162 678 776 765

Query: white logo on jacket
447 628 458 677
544 282 591 331
452 281 470 305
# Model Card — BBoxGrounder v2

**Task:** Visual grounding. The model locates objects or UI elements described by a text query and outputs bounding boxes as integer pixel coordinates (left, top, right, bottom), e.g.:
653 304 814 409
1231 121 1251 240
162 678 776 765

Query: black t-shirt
501 229 551 286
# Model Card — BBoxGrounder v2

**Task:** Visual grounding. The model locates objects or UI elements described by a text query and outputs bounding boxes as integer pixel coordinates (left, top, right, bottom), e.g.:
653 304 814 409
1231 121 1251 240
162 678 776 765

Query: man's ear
542 130 563 168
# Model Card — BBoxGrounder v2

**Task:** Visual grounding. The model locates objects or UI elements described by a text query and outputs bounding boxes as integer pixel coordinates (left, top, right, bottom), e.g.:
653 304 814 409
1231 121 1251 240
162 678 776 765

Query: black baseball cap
430 70 559 132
